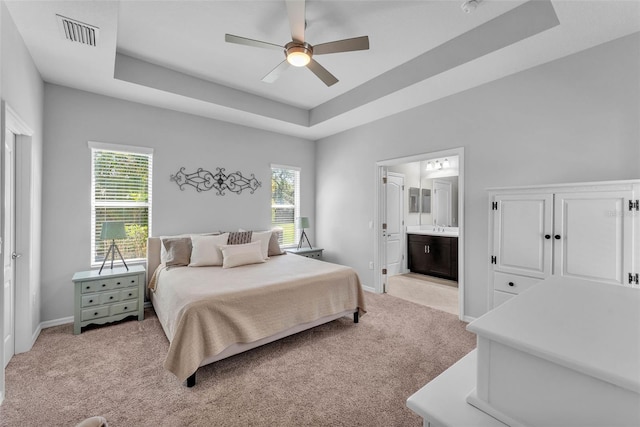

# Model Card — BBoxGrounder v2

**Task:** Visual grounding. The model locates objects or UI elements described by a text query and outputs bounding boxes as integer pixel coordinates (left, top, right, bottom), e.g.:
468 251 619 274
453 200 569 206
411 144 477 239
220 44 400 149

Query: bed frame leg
186 372 196 388
354 311 359 323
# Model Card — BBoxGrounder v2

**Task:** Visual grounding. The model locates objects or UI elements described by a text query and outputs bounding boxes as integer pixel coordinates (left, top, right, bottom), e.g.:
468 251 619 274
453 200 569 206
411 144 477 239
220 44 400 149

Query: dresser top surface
468 276 640 393
72 265 146 282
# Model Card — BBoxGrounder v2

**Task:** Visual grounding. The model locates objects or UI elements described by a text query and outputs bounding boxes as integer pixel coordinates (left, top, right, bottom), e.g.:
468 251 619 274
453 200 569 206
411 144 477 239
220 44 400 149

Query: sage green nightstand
286 247 324 259
72 265 146 334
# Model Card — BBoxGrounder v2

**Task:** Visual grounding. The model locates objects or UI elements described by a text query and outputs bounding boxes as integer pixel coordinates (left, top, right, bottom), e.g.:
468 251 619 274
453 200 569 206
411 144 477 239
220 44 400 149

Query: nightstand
72 265 146 334
286 247 324 259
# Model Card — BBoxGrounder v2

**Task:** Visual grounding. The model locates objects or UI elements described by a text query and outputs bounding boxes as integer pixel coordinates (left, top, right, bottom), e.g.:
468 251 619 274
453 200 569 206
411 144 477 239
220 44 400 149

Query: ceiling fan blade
225 34 283 51
285 0 306 43
262 60 290 83
306 59 338 87
313 36 370 55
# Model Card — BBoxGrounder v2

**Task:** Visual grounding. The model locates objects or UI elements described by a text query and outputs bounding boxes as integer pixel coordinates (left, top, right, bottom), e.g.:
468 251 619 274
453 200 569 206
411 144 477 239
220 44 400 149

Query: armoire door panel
554 191 630 284
494 194 553 278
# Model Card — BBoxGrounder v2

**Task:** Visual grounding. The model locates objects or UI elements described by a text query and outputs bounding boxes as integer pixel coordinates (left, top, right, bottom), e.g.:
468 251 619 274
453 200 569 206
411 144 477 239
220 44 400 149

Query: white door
433 180 452 227
3 130 16 368
493 193 554 279
554 191 631 285
385 173 404 278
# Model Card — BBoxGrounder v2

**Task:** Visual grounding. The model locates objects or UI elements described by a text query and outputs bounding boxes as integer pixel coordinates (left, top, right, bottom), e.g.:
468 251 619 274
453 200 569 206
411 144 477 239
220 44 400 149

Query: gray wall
1 0 44 346
42 85 315 322
315 33 640 319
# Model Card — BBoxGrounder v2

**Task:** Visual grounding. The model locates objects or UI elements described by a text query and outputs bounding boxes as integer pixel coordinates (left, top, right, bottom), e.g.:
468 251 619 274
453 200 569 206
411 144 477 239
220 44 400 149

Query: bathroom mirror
409 187 420 213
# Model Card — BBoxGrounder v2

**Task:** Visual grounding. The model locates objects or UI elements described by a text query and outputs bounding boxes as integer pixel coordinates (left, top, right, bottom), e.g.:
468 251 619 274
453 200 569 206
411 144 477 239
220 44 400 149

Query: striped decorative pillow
227 231 252 245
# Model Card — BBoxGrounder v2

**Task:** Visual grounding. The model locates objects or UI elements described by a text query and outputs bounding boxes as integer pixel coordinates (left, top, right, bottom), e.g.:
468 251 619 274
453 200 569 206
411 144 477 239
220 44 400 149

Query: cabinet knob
544 234 551 239
508 282 515 287
101 284 106 287
554 235 561 240
124 307 128 310
89 299 93 303
94 312 98 316
128 293 132 297
109 296 114 300
117 281 121 285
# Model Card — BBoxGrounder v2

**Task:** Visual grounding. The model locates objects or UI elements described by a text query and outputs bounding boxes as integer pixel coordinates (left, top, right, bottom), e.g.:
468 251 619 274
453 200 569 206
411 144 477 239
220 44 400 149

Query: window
90 142 153 266
271 165 300 247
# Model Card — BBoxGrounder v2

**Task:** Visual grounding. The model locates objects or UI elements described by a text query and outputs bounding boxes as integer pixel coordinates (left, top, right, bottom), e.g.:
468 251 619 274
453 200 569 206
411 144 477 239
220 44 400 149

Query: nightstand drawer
110 301 138 316
80 278 116 293
82 306 110 321
113 275 139 288
120 288 138 301
100 291 120 304
81 295 101 307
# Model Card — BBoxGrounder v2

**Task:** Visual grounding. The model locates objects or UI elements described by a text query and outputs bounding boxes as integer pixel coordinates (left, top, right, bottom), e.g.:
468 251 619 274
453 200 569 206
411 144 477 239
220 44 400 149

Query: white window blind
90 142 153 266
271 165 300 247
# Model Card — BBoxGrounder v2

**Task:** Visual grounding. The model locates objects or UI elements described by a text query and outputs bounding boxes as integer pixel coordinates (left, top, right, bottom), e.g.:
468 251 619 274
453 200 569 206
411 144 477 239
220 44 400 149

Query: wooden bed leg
354 311 359 323
186 372 196 388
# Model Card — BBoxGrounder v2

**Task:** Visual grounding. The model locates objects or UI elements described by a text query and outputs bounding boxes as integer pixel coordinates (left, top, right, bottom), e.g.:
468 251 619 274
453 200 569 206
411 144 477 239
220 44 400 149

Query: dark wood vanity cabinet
407 234 458 281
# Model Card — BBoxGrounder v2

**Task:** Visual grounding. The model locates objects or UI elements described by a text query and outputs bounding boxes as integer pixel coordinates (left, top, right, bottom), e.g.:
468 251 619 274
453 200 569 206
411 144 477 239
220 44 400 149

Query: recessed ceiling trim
56 14 99 46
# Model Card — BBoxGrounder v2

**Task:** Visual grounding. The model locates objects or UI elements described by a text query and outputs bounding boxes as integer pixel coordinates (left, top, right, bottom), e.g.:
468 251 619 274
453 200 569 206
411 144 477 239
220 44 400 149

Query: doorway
375 147 465 320
3 129 15 368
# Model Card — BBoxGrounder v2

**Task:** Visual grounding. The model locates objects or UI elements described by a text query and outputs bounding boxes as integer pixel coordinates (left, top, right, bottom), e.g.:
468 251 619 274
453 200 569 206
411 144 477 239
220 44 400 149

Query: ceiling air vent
56 14 99 46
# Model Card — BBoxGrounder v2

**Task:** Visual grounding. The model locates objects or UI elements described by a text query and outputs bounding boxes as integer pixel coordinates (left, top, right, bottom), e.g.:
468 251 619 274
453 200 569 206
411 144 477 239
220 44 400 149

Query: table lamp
99 221 129 274
296 216 312 249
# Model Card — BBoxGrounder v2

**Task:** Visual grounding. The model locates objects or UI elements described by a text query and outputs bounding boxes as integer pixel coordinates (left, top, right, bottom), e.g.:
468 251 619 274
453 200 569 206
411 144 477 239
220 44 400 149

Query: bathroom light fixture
437 161 443 170
426 162 434 171
443 158 450 168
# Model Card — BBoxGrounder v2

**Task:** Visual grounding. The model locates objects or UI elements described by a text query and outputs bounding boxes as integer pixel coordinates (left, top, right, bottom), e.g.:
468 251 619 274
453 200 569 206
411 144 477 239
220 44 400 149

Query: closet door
553 191 631 285
493 194 553 279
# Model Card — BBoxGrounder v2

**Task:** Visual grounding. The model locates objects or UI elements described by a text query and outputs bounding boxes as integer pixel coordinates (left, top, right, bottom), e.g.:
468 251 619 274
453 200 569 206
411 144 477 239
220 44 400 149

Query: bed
146 235 366 387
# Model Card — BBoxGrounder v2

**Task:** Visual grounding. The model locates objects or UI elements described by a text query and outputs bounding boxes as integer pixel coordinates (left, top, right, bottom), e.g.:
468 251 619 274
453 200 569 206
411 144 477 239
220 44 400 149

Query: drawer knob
544 234 551 239
508 282 515 287
128 293 132 297
94 312 98 316
117 281 121 285
109 296 114 300
101 284 106 287
124 306 128 310
86 286 90 290
89 299 93 303
554 235 561 240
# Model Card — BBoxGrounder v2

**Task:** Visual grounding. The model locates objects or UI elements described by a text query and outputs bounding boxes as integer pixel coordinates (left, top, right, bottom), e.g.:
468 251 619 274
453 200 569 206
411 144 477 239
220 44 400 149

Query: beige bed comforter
149 254 366 382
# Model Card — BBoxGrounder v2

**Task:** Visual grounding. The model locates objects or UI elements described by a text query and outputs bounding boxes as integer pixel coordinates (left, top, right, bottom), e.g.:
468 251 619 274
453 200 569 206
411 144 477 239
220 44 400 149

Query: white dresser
408 276 640 426
72 265 146 334
487 180 639 308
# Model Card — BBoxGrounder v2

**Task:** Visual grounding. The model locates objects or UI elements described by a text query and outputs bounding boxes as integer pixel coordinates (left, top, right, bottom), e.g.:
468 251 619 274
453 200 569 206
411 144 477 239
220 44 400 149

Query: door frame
1 103 34 404
374 147 466 321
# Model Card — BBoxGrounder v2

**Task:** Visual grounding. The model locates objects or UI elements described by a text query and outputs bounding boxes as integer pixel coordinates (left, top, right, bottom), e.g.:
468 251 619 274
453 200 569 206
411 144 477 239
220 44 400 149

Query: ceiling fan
225 0 369 87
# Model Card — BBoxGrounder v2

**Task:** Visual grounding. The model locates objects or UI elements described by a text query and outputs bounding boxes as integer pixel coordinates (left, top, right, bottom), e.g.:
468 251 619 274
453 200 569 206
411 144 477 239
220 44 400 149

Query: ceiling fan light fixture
285 42 312 67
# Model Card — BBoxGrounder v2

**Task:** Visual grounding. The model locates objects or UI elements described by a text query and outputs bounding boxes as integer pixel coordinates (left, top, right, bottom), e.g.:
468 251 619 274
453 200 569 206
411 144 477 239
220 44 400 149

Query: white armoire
487 180 639 309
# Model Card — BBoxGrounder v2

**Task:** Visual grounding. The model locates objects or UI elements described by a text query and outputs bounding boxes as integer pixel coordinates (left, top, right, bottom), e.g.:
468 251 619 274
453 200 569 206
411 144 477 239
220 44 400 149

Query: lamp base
297 230 312 250
99 240 129 275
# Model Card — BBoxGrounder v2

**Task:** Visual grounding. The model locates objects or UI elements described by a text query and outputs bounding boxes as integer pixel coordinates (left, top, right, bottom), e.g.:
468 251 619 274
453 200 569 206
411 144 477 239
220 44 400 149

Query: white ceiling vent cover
56 14 99 46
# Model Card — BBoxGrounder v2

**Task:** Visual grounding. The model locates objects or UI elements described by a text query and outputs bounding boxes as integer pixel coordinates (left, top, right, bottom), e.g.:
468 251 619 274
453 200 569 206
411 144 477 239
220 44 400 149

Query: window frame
270 164 301 248
89 141 153 267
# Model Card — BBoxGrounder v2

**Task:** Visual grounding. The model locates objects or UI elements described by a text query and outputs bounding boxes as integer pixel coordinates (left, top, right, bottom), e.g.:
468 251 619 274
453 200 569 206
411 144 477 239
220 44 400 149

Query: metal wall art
170 167 261 195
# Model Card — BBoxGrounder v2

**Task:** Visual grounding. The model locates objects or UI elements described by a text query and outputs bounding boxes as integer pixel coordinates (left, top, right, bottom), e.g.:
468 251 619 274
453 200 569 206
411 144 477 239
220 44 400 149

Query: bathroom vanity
407 228 458 281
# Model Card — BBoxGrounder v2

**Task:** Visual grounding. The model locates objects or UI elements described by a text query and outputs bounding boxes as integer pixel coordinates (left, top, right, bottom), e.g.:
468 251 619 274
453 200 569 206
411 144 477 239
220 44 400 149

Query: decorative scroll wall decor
170 167 261 195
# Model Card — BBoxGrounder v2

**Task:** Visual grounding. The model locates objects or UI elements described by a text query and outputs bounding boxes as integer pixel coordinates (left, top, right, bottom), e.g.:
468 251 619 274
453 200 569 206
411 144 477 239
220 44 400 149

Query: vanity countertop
407 226 459 237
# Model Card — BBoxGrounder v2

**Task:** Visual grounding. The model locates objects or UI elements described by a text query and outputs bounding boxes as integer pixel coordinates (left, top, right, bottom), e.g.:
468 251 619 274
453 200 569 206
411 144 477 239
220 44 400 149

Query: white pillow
220 241 265 269
251 230 272 260
188 233 229 267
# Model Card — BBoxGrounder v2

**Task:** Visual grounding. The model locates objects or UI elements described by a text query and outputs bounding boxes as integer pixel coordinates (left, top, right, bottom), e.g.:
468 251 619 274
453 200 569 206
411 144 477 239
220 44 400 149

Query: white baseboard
361 284 376 293
462 315 476 323
40 316 73 329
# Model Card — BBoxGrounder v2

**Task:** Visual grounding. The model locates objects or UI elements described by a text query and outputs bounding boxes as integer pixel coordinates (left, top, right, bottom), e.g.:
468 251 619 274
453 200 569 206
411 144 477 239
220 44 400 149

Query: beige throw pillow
251 230 272 260
189 233 229 267
220 241 265 268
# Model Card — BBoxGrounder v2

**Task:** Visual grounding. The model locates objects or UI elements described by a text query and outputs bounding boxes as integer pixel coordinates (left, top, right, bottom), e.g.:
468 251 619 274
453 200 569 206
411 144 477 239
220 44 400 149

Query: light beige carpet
0 292 475 427
387 273 459 316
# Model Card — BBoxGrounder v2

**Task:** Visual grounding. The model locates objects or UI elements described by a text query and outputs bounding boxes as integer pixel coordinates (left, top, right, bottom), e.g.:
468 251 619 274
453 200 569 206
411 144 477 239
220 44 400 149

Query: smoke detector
461 0 482 14
56 14 99 46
